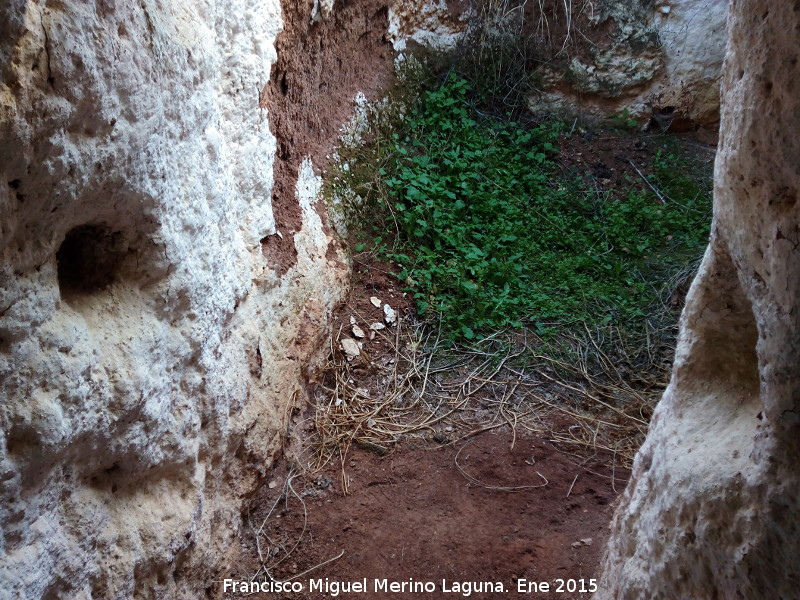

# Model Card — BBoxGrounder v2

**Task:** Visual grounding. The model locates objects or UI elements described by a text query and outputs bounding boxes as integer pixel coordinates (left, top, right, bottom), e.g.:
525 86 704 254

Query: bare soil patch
227 431 627 600
221 246 634 598
260 0 395 274
558 126 717 202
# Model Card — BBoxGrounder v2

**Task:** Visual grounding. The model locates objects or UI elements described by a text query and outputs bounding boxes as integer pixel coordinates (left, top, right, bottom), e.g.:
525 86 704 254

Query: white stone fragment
340 338 361 358
370 296 382 308
310 0 335 24
383 304 398 325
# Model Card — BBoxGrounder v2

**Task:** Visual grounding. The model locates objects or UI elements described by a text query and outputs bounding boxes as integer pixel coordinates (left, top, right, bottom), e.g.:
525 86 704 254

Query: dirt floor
226 431 627 600
220 252 639 600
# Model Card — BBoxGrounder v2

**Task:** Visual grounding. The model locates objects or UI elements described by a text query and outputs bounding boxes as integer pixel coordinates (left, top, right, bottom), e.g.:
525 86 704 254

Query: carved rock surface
0 2 346 598
598 0 800 597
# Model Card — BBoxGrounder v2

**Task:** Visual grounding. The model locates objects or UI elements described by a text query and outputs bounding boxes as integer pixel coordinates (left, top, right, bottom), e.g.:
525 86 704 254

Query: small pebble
384 304 398 324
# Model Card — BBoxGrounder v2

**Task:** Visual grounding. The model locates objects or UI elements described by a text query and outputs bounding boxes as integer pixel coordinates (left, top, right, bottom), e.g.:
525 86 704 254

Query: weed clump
333 71 712 341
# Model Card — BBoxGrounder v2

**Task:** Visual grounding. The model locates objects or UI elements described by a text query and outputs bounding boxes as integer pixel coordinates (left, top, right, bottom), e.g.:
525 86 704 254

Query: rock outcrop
532 0 728 128
388 0 728 128
388 0 469 52
598 0 800 597
0 1 348 598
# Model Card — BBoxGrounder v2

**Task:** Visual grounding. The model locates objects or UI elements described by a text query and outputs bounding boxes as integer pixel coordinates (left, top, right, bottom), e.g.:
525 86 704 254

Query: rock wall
598 0 800 597
388 0 469 52
388 0 727 128
0 1 349 598
260 0 393 276
532 0 728 128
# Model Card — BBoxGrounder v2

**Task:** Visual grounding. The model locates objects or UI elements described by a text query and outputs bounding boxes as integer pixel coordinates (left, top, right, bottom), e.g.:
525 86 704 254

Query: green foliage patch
334 74 712 341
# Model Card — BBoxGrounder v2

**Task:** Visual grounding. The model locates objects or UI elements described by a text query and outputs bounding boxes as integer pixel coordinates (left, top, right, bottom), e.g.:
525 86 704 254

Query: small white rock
383 304 398 324
352 324 365 338
370 322 386 331
341 338 360 358
370 296 382 308
350 316 356 325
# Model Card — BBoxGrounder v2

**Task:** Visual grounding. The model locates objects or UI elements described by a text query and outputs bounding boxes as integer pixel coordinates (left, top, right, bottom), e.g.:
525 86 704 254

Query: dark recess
56 224 125 296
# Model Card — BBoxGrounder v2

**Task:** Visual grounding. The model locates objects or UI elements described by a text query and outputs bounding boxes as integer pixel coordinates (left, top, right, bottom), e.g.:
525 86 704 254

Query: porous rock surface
533 0 728 127
0 1 347 598
388 0 469 52
598 0 800 597
389 0 727 127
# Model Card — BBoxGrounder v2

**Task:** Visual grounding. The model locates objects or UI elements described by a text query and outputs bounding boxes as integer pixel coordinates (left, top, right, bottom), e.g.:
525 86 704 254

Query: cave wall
388 0 728 128
531 0 729 128
0 1 349 598
598 0 800 597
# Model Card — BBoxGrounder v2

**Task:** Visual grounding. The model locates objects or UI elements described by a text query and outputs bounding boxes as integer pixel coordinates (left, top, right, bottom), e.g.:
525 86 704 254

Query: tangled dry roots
303 310 673 494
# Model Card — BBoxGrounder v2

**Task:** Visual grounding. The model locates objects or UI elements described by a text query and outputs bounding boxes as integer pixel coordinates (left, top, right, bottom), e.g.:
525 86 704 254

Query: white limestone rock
0 2 347 598
598 1 800 596
387 0 469 52
310 0 335 24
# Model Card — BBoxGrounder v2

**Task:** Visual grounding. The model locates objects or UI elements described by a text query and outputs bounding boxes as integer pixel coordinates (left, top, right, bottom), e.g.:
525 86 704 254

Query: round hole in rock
56 224 126 297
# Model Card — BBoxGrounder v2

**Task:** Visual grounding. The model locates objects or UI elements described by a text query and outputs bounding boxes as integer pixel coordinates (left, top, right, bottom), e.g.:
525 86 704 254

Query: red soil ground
226 428 628 600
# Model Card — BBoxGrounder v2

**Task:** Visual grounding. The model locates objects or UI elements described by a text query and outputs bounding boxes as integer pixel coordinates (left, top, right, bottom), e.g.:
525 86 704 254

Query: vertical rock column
598 1 800 598
0 1 347 598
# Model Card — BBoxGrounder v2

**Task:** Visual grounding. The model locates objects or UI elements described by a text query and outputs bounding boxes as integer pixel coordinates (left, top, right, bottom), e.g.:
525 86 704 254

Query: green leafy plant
610 108 639 130
333 72 712 341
